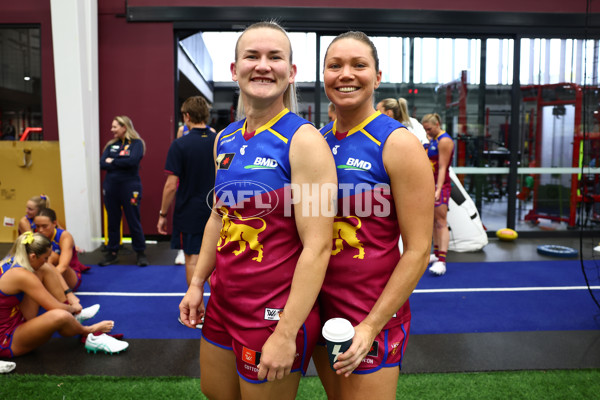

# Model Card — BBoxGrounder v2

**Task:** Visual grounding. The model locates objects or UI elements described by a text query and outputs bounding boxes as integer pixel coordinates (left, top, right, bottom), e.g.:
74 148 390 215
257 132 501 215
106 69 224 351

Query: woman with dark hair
314 31 433 399
35 208 90 291
0 232 128 357
99 115 148 267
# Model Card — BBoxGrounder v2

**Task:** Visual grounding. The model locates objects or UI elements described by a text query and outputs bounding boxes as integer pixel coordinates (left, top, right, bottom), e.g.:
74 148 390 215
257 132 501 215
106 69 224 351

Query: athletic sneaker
79 332 124 344
0 360 16 374
174 249 185 265
75 304 100 323
85 333 129 354
429 254 439 264
429 261 446 276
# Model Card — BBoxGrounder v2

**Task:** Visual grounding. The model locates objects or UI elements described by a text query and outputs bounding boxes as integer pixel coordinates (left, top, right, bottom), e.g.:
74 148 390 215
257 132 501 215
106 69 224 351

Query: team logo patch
390 341 402 356
242 346 261 366
264 308 284 321
367 340 379 357
216 153 235 170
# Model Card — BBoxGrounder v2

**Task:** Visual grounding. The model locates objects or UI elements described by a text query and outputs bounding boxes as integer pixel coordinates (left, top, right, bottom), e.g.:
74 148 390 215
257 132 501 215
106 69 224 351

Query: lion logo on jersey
331 215 364 259
217 207 266 262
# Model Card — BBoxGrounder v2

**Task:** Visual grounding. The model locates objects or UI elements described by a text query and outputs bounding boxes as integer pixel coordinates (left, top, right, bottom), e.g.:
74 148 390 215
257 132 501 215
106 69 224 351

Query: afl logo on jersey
216 153 235 170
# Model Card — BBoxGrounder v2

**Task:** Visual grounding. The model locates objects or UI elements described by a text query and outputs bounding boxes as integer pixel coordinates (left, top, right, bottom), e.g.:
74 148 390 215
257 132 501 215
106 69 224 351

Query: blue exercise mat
72 260 600 338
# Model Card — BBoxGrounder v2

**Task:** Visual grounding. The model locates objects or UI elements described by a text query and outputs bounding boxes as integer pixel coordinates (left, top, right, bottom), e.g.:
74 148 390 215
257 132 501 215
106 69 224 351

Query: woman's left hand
257 330 296 381
105 157 113 164
332 322 377 377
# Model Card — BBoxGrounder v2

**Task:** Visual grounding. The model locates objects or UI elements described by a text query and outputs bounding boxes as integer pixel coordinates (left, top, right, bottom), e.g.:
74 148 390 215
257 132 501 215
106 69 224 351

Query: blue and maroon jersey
426 131 453 187
50 228 64 254
26 216 36 232
212 108 311 331
320 111 410 328
0 258 26 357
50 228 88 274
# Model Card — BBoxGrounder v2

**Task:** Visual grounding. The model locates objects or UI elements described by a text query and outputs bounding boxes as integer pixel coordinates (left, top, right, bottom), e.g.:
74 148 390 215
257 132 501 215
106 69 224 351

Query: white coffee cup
322 318 355 369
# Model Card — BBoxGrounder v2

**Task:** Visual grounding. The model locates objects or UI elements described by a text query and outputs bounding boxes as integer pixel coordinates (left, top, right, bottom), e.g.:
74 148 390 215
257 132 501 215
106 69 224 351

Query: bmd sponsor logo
338 157 372 171
245 157 278 169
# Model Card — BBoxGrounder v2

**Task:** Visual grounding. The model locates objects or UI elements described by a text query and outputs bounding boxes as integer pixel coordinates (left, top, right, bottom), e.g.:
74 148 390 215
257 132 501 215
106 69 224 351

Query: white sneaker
429 254 439 264
429 261 446 276
174 249 185 265
0 360 16 373
85 333 129 354
75 304 100 323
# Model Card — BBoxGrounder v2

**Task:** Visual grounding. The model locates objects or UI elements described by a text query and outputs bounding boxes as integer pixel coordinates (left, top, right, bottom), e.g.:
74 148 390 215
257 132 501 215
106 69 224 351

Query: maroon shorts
0 317 25 359
435 183 452 207
202 293 320 383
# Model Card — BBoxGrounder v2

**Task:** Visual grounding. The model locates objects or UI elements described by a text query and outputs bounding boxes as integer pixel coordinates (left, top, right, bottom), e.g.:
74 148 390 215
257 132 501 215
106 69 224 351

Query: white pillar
50 0 100 251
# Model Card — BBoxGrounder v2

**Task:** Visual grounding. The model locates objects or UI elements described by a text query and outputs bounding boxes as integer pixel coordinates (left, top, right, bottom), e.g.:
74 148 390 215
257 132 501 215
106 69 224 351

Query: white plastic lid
322 318 355 342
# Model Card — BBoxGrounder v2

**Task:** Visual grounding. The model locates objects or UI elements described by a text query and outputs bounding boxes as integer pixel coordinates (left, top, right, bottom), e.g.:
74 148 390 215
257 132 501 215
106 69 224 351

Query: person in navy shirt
158 96 216 288
99 116 148 267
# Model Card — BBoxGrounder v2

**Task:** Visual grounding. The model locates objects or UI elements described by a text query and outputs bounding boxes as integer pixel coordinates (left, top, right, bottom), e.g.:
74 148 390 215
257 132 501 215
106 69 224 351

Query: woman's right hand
179 284 205 329
70 302 83 315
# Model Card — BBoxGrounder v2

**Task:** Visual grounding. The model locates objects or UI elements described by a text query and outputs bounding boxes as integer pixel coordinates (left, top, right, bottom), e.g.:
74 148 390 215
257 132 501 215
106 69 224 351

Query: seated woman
0 232 128 357
34 208 90 292
18 194 50 234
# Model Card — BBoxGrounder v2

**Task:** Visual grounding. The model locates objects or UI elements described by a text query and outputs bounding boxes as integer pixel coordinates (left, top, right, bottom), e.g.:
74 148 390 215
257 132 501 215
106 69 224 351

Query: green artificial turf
1 370 599 399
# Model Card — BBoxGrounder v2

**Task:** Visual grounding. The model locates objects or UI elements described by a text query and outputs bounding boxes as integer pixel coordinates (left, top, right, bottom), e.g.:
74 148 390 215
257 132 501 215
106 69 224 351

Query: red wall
98 6 174 236
128 0 596 14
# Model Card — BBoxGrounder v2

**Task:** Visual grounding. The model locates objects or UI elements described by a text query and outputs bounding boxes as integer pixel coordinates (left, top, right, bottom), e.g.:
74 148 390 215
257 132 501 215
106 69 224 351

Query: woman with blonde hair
0 233 128 357
376 97 428 145
99 115 148 267
18 194 50 234
179 21 336 400
422 113 455 276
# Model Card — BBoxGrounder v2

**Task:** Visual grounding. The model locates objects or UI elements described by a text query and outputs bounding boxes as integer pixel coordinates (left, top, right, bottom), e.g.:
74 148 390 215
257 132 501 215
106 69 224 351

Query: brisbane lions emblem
331 215 364 259
217 207 266 262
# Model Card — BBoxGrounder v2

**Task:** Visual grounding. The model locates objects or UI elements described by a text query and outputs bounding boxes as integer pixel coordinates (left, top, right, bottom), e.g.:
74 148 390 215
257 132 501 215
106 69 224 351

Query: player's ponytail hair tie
22 231 34 245
40 194 47 200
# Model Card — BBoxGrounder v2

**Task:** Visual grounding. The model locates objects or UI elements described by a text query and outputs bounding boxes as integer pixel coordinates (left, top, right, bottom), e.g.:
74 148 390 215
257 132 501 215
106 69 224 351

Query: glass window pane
0 27 42 140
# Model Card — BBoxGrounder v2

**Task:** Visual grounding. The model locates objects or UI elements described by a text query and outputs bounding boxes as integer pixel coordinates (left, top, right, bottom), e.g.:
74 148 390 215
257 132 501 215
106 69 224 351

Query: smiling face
111 119 126 140
34 215 55 239
29 248 51 270
231 27 296 108
324 38 381 113
25 200 38 218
